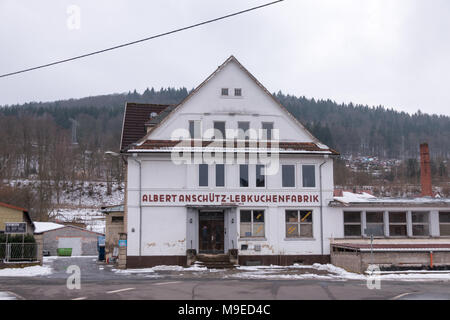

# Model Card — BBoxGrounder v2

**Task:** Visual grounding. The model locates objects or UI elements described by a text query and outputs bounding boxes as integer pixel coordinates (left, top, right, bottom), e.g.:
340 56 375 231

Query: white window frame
439 211 450 237
388 211 408 237
300 164 317 189
256 164 266 188
285 209 314 239
411 211 430 237
239 164 249 188
234 88 242 97
188 120 201 139
198 164 209 188
239 209 265 239
281 164 296 188
213 121 226 140
221 88 229 96
215 164 226 188
364 211 385 237
343 211 363 238
261 122 274 140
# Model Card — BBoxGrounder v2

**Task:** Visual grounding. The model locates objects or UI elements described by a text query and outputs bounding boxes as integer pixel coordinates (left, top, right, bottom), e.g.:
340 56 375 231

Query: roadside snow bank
0 265 52 277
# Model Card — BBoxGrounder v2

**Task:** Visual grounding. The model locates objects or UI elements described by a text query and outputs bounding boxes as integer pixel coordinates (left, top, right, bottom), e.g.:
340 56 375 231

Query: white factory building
119 56 450 269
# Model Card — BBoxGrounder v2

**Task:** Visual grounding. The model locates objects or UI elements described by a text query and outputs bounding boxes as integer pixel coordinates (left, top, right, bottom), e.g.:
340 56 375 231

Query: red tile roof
120 103 171 151
128 139 339 154
0 201 28 213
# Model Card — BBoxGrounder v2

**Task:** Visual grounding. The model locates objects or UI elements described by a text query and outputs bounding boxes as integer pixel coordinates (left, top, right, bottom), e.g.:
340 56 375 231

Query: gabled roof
134 55 323 146
120 103 171 151
0 201 28 213
0 201 34 231
33 222 65 233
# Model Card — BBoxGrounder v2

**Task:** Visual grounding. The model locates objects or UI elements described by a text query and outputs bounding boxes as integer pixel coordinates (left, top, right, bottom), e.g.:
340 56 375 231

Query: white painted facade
124 56 340 265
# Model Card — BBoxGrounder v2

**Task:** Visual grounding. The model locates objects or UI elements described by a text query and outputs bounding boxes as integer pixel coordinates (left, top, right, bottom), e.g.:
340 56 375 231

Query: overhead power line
0 0 284 79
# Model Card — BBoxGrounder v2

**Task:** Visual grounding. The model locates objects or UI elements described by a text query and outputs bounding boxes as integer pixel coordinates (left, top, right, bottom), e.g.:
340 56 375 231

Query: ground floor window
285 210 313 238
389 212 407 236
365 211 384 236
412 211 429 236
344 212 361 237
439 212 450 236
240 210 265 238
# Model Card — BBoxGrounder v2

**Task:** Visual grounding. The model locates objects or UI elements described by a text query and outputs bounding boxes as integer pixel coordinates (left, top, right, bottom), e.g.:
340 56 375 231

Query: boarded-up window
285 210 313 238
240 210 265 238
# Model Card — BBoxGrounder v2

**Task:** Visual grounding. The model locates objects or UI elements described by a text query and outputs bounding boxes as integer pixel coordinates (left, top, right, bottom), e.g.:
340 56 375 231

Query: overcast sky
1 0 449 116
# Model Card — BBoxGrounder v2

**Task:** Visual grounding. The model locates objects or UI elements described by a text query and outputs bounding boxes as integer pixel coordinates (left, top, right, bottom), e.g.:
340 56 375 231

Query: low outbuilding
34 222 104 256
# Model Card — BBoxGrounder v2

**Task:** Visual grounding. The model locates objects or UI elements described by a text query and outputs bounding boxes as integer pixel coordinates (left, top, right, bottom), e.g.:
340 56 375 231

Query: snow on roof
33 222 65 233
333 191 450 207
334 191 377 203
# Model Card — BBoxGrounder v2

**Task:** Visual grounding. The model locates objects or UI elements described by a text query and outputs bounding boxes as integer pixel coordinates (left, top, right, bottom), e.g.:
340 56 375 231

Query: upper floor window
302 165 316 188
344 212 362 237
238 121 250 140
221 88 229 96
282 165 295 187
199 164 208 187
234 88 242 96
189 120 201 139
412 212 429 236
439 212 450 236
256 164 265 187
239 164 249 187
215 164 225 187
213 121 226 139
261 122 274 140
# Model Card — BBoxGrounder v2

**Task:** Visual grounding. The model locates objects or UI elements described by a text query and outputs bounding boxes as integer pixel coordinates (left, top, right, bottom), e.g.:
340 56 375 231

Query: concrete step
197 254 230 263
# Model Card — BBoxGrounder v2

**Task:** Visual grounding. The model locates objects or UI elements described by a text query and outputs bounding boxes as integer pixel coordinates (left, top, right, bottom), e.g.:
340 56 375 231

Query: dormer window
234 88 242 96
221 88 229 96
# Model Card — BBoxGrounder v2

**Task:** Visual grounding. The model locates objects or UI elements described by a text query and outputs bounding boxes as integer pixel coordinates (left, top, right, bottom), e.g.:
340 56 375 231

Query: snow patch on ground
0 292 18 300
0 265 53 277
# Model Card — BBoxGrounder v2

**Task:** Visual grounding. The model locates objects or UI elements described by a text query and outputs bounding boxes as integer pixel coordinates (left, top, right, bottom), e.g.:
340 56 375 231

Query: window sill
238 237 267 241
284 237 315 241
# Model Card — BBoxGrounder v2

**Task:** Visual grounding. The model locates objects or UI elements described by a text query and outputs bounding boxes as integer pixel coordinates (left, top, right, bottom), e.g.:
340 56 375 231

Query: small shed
0 202 35 235
101 204 124 261
34 222 104 256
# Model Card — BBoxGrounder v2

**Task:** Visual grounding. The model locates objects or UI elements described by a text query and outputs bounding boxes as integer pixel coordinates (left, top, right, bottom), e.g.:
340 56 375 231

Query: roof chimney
420 143 432 197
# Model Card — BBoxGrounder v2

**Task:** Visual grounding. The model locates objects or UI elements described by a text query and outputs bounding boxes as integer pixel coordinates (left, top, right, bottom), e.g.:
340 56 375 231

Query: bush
0 234 35 243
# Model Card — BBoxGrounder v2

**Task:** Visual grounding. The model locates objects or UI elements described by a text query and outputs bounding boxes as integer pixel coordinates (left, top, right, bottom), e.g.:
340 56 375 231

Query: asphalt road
1 257 449 300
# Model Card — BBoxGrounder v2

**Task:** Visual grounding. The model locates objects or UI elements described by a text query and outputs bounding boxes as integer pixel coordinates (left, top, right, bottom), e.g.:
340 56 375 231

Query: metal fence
0 243 38 262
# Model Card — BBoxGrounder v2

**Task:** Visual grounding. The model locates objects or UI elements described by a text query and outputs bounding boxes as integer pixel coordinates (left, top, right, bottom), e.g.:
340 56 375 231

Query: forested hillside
2 88 449 158
0 87 448 218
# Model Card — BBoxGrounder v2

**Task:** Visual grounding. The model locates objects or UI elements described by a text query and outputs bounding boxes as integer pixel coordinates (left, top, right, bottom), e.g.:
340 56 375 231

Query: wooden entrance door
199 211 224 254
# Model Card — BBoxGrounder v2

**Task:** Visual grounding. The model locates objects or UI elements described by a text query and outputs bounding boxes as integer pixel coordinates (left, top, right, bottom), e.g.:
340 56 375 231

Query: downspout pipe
131 154 142 256
319 155 329 256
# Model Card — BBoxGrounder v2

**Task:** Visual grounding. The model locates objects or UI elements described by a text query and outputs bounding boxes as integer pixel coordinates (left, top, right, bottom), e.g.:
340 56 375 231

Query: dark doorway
199 211 224 254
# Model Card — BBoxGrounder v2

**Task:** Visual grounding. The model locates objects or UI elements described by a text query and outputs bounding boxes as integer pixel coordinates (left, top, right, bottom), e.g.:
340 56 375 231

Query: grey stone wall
42 226 101 256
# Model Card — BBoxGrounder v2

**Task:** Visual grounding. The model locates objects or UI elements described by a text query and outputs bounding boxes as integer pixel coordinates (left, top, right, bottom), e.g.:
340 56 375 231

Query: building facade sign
141 191 320 206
